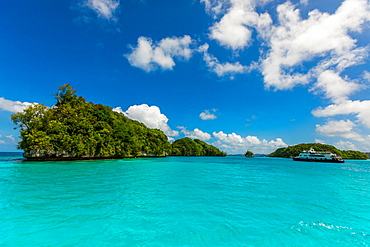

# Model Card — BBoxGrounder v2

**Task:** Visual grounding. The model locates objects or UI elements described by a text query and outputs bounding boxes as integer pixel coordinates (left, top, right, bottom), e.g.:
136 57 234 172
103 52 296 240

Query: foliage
269 143 368 160
170 137 227 156
244 150 254 157
11 84 171 159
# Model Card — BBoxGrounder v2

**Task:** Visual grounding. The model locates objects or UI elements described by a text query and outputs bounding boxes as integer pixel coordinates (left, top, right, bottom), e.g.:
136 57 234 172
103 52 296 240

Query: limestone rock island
11 84 226 161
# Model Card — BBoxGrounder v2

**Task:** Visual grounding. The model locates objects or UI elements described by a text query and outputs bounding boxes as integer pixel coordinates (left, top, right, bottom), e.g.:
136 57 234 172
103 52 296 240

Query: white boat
292 148 344 163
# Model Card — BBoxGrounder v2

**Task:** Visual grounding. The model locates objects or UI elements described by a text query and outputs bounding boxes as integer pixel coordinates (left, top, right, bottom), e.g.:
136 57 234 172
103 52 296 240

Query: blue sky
1 0 370 153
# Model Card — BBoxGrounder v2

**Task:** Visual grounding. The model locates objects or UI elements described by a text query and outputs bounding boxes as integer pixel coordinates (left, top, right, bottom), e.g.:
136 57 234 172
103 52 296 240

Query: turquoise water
1 153 370 246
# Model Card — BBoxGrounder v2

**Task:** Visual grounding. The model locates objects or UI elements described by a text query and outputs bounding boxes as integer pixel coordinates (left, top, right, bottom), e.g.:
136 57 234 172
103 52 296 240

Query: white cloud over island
113 104 179 137
212 131 287 154
114 103 287 153
0 97 35 113
315 119 364 141
178 126 212 141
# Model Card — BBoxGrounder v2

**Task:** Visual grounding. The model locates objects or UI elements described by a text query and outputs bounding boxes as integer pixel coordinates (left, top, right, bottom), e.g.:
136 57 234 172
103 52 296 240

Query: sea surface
1 152 370 246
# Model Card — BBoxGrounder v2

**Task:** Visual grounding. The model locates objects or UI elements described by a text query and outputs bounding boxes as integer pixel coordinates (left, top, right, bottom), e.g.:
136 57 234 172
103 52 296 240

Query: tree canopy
170 137 227 156
269 143 368 160
11 84 171 160
12 84 227 160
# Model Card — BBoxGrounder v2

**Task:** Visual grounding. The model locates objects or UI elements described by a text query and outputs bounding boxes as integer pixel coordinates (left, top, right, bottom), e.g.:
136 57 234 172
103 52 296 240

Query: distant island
244 150 254 157
269 143 368 160
365 152 370 159
11 84 226 161
171 137 226 156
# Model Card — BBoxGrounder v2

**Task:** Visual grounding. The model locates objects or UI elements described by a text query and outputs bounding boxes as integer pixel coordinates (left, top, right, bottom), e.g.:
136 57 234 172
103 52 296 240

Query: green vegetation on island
244 150 254 157
170 137 227 156
11 84 171 160
269 143 368 160
11 84 226 160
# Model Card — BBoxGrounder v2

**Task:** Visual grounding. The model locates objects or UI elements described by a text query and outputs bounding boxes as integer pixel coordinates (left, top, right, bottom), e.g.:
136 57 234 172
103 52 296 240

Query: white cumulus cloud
315 119 363 141
126 35 193 72
260 0 370 90
201 0 370 96
334 140 357 150
84 0 120 20
210 7 253 50
199 109 218 120
310 70 362 104
212 131 286 154
199 43 252 77
312 100 370 129
178 127 212 141
208 0 273 50
0 97 35 113
113 104 179 137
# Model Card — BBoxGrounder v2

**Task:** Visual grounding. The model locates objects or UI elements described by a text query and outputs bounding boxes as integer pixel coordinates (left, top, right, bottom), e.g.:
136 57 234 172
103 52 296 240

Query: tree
11 84 171 160
54 84 78 106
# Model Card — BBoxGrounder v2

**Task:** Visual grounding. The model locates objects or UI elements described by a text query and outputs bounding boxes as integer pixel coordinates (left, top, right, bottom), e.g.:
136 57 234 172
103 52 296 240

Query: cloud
315 139 326 144
208 0 273 50
312 100 370 129
0 97 35 113
199 109 217 120
364 71 370 82
260 0 370 90
310 70 362 103
246 115 258 121
0 135 17 146
202 0 370 95
126 35 193 72
200 0 226 17
210 7 253 50
334 140 357 150
84 0 120 21
177 126 212 141
212 131 286 153
300 0 309 5
199 43 252 77
315 119 364 141
113 104 179 137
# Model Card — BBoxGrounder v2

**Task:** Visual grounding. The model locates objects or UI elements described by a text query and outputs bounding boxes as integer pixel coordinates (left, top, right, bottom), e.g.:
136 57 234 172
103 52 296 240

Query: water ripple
1 155 370 246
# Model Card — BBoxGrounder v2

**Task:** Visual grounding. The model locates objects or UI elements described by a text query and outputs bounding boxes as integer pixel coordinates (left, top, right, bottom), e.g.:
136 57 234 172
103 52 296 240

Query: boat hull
292 157 344 163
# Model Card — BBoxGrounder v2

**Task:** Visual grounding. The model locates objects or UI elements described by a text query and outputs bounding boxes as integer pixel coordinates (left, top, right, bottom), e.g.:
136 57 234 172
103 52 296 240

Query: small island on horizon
11 84 226 161
244 150 254 158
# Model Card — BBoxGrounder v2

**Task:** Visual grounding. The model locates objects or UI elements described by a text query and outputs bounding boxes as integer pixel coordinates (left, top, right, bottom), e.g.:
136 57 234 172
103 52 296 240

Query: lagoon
1 153 370 246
